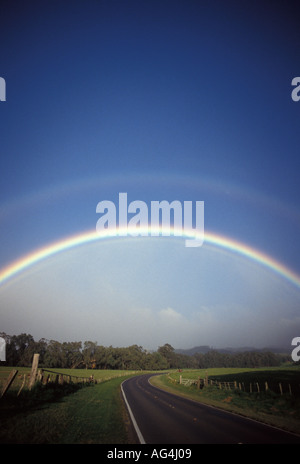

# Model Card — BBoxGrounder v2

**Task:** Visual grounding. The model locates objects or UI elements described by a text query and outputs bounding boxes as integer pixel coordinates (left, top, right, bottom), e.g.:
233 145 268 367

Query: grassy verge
0 373 138 444
0 367 141 392
149 368 300 436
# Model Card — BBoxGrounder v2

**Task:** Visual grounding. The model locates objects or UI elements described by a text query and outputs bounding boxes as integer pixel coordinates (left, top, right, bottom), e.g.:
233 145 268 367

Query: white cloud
159 307 183 321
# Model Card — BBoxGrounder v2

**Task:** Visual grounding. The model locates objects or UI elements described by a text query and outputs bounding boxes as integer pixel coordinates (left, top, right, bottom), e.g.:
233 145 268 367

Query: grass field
0 367 141 444
0 366 141 392
165 366 300 395
1 365 300 443
150 366 300 435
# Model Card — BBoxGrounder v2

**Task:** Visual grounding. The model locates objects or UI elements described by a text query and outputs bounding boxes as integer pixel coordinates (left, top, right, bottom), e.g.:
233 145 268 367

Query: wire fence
0 367 94 398
0 353 141 399
169 374 299 396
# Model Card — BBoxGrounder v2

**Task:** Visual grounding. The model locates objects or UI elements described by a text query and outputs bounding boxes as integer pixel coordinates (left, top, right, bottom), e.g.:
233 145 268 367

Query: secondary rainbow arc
0 227 300 290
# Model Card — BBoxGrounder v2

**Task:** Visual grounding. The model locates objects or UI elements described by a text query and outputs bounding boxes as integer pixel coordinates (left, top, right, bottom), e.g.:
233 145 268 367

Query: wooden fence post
17 374 26 397
37 369 43 383
1 369 18 398
28 353 40 390
265 381 268 391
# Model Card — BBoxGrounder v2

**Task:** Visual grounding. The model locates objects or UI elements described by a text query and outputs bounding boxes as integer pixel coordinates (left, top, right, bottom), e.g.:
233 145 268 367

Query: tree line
0 333 290 370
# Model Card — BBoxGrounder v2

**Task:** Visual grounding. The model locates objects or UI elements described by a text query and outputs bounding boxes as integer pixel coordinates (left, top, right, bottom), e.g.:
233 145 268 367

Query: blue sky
0 0 300 350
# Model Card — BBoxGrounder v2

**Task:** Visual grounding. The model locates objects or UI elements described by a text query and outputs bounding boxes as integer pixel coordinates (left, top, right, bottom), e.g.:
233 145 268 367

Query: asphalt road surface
121 374 300 444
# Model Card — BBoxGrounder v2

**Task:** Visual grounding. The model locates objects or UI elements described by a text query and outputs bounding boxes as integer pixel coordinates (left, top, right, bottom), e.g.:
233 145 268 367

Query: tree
82 341 98 369
63 341 82 369
7 333 34 366
145 351 169 370
43 340 67 368
158 344 179 368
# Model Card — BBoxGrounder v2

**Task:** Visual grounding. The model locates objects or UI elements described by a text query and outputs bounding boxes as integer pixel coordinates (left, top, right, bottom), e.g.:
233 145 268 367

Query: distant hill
175 346 211 356
175 345 291 356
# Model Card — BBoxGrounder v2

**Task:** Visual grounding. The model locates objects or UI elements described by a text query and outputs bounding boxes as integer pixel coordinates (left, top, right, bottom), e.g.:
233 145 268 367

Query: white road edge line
121 379 146 445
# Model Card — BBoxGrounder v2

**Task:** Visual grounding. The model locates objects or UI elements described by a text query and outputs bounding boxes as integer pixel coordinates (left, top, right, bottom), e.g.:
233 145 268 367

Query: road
121 374 300 444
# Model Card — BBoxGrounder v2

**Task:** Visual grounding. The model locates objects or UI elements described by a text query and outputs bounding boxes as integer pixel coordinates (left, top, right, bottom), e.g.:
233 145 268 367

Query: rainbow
0 227 300 290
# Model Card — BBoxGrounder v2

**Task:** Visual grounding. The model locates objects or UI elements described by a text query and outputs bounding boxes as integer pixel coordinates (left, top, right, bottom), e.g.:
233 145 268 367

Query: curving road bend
121 374 300 444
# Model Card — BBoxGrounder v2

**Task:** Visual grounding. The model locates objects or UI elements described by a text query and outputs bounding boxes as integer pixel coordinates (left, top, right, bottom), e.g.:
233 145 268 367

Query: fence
38 368 96 385
0 353 98 399
170 374 297 396
0 353 141 399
